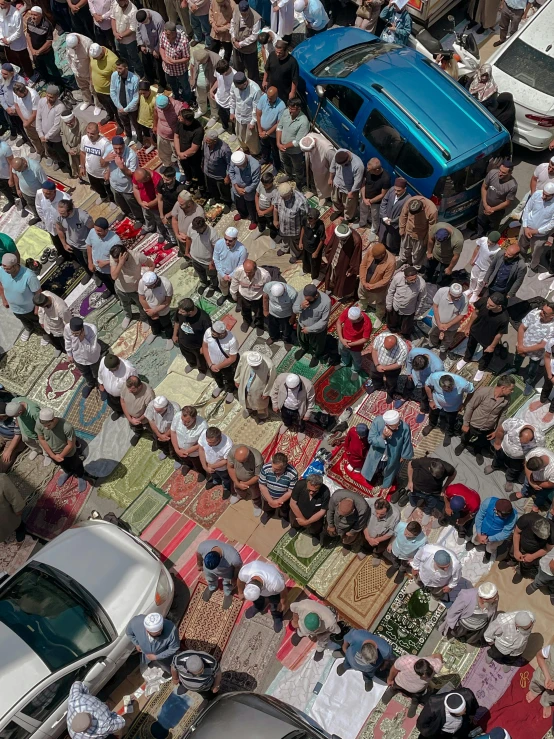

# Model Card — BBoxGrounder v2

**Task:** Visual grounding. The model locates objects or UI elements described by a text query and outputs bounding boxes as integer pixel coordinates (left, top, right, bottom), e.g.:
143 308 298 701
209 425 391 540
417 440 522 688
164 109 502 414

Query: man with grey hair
289 473 330 538
484 610 535 671
0 253 43 341
4 396 46 463
171 650 222 698
36 408 89 491
337 628 394 692
67 681 126 739
36 85 70 172
323 488 370 551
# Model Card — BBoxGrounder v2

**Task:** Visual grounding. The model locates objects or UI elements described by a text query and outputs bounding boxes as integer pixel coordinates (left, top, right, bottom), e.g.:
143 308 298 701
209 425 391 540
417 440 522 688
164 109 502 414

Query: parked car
487 0 554 151
292 28 511 226
0 520 173 739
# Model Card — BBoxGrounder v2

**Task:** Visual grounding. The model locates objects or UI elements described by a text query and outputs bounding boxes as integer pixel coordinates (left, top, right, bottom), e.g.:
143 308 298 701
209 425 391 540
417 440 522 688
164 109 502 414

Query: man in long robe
323 222 362 299
234 350 276 420
300 133 335 201
379 178 410 255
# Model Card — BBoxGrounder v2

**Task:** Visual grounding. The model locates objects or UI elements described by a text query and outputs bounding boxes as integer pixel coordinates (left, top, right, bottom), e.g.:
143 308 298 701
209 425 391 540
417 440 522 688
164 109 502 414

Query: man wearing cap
13 82 44 157
378 178 410 254
202 321 239 403
230 259 271 332
323 488 369 551
137 271 174 349
171 405 208 478
25 9 64 89
56 199 95 284
230 0 262 83
237 559 287 632
230 71 262 155
0 254 43 342
202 128 232 209
328 149 364 225
198 425 234 494
514 303 554 396
405 457 456 526
471 496 516 562
60 109 86 181
64 317 102 399
196 539 242 606
126 612 180 674
484 610 535 671
33 290 71 356
65 34 98 113
300 134 335 202
229 149 261 229
398 195 437 269
256 86 285 168
358 242 396 321
519 184 554 274
292 284 330 368
154 94 185 167
212 227 247 306
171 650 222 698
466 231 502 304
276 97 309 189
36 408 89 492
362 410 413 493
429 283 469 360
440 582 499 644
336 628 394 692
97 353 136 420
36 182 72 264
416 688 479 738
145 395 180 461
234 350 275 420
423 371 474 446
504 511 554 583
343 423 370 473
271 372 315 438
476 160 517 238
172 298 212 379
4 397 46 463
323 222 362 300
136 9 166 86
160 23 192 102
289 600 340 660
274 182 308 263
409 544 461 607
227 444 264 509
367 332 409 402
190 47 219 120
426 222 464 286
120 375 155 446
263 280 297 345
385 266 426 338
89 45 120 125
336 305 372 379
67 681 126 739
172 190 206 259
486 419 543 492
85 218 120 295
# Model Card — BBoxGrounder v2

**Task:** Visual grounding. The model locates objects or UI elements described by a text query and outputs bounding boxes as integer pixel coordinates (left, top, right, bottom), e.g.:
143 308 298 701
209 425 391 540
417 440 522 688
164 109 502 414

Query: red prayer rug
262 423 323 473
25 469 91 540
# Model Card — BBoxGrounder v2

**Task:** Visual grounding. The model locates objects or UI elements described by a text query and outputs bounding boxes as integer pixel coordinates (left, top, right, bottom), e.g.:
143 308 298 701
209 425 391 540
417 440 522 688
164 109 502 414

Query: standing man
429 283 468 361
36 86 70 172
60 109 86 181
36 182 72 264
379 178 410 254
234 351 275 421
263 40 298 103
519 184 554 274
160 22 192 103
230 259 270 333
258 452 297 523
405 456 456 525
514 303 554 396
171 406 208 478
263 281 297 346
0 254 42 342
137 271 174 349
89 0 116 50
109 58 139 142
202 129 232 210
366 332 409 402
33 291 71 356
410 544 461 607
466 230 502 303
209 0 234 60
202 321 239 403
212 227 247 306
80 122 113 204
175 108 204 190
329 148 364 225
136 8 166 86
363 498 400 566
230 0 262 84
336 305 372 380
120 375 156 446
362 410 414 494
402 347 444 413
229 149 261 230
110 243 151 330
56 199 94 282
111 0 144 76
196 539 243 607
358 242 396 320
101 135 143 224
276 98 310 189
98 353 136 420
299 134 335 202
0 1 32 77
274 182 308 263
494 0 531 47
293 0 328 35
456 293 509 381
486 419 543 492
133 168 173 244
472 496 517 562
385 266 426 338
227 444 264 509
299 208 325 279
336 629 394 692
476 160 517 237
171 190 206 260
85 218 120 296
64 317 101 399
359 158 390 233
292 284 330 369
172 298 212 379
426 223 465 285
10 157 43 224
271 372 314 439
230 70 262 155
184 217 218 295
423 372 474 447
13 82 43 157
36 408 89 492
154 94 185 167
66 34 96 112
26 9 64 87
89 45 120 126
256 86 285 168
323 222 362 300
399 196 437 269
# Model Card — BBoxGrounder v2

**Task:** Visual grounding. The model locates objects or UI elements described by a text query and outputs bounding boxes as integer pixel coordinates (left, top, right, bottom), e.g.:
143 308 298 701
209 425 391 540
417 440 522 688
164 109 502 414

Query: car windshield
312 41 401 79
0 564 111 671
495 38 554 97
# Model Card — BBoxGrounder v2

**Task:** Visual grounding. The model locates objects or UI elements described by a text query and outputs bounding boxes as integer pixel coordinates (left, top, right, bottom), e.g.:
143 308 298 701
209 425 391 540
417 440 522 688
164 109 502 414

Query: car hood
0 622 50 720
292 27 378 72
492 65 554 116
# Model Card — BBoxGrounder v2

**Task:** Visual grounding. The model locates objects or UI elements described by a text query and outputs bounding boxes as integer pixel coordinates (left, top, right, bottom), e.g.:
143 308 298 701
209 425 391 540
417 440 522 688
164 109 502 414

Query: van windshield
434 143 510 199
495 39 554 97
313 41 401 79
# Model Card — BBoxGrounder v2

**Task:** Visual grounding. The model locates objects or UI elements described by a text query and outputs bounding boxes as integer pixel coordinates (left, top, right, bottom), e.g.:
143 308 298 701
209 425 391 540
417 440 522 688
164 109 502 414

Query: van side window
363 109 434 179
324 84 363 123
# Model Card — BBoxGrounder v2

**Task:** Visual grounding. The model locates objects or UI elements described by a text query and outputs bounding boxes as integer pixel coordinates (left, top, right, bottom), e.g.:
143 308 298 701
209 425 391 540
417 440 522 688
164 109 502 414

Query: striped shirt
259 462 298 500
172 651 219 691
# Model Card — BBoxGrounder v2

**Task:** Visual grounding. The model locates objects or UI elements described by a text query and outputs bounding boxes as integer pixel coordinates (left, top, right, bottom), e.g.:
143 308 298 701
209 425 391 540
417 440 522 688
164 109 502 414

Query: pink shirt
156 98 186 140
393 655 442 694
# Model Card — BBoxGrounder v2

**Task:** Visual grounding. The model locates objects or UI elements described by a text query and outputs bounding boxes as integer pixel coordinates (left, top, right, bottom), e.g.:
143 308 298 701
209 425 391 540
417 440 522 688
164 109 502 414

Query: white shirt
37 291 71 337
229 79 262 125
138 275 173 317
411 544 461 589
144 400 179 434
284 386 300 410
473 237 501 271
15 87 39 123
442 710 463 735
501 419 543 459
214 69 235 109
198 430 233 465
539 548 554 576
80 135 109 178
98 357 135 397
67 34 92 75
111 0 138 42
525 446 554 484
203 328 239 365
533 162 554 191
230 265 270 301
521 309 554 361
170 415 207 457
63 323 101 365
238 560 285 596
88 0 112 29
0 6 26 51
35 190 71 236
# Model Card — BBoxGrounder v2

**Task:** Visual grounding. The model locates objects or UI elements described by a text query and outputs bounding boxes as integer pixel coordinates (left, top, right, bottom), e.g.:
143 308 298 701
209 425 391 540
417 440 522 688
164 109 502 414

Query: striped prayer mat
140 507 205 572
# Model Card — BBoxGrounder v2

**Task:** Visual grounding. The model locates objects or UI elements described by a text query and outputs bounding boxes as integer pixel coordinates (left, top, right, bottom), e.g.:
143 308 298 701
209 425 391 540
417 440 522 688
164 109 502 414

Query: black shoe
314 650 324 662
198 284 207 295
336 663 347 676
454 443 465 456
202 586 214 602
15 522 26 542
82 385 93 399
386 563 400 578
110 411 122 421
330 211 342 221
407 700 418 719
526 583 538 595
483 551 491 563
364 678 374 692
475 452 484 466
466 18 477 27
223 594 233 610
130 434 141 447
216 295 226 306
309 356 319 368
290 632 302 647
1 201 14 213
205 479 218 490
295 349 306 360
443 433 452 447
205 288 215 298
394 569 405 584
260 512 270 525
493 39 505 47
465 541 475 551
512 571 523 585
421 425 434 437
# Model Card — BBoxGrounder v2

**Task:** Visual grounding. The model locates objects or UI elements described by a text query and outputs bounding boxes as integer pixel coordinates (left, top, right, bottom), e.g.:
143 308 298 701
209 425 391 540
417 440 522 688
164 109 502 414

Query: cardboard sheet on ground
516 394 554 433
310 659 387 739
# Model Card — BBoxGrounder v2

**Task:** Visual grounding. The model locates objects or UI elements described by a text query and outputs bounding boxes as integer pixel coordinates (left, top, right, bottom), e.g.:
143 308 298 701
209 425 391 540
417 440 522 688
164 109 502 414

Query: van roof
294 28 505 163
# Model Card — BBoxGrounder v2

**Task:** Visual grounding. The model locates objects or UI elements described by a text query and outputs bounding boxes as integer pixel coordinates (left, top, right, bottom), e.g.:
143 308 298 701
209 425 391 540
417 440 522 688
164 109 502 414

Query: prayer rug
373 581 445 656
41 261 86 299
434 636 479 684
136 145 161 170
327 445 374 497
141 507 204 571
222 412 281 453
2 206 34 243
262 424 323 472
160 469 206 515
276 346 328 384
356 392 428 445
502 375 532 418
266 655 335 713
169 268 201 307
269 532 333 587
196 393 242 430
128 341 180 388
25 469 91 540
177 580 242 660
183 483 230 529
99 121 118 140
435 526 493 585
239 329 289 367
65 385 110 442
88 300 127 346
314 365 365 416
16 225 53 261
0 334 57 396
136 232 179 272
327 556 398 629
462 647 521 711
476 664 551 739
8 449 56 505
0 534 36 574
76 285 108 317
28 357 84 415
154 371 215 408
98 437 174 509
120 484 170 535
124 680 203 739
110 321 151 361
357 691 419 739
306 546 355 598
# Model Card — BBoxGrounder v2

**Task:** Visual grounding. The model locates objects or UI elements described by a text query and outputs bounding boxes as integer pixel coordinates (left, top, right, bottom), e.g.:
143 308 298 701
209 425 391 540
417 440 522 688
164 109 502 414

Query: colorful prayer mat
0 533 36 574
136 232 179 272
160 469 206 515
110 321 151 361
141 507 204 571
269 532 333 587
314 365 365 416
357 691 419 739
128 340 181 388
0 334 57 396
374 581 445 656
8 449 56 505
28 357 84 415
327 556 398 629
356 392 428 446
124 680 203 739
65 385 110 442
462 647 521 711
222 411 281 453
77 285 108 317
327 445 374 497
41 261 86 299
25 469 91 541
498 374 531 419
120 484 170 535
182 483 230 529
169 267 201 307
276 346 328 384
178 580 242 660
306 545 355 598
434 636 479 684
262 424 323 472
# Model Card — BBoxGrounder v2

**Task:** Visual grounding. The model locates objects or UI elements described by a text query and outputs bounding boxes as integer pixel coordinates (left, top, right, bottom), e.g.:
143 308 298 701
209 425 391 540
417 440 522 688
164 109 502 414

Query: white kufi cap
231 150 246 165
224 227 238 239
153 395 169 409
89 43 103 58
299 136 315 151
144 612 164 632
66 33 79 47
285 373 300 388
270 283 285 297
243 583 261 601
348 306 361 321
247 352 262 367
477 582 498 599
383 409 400 426
142 271 158 286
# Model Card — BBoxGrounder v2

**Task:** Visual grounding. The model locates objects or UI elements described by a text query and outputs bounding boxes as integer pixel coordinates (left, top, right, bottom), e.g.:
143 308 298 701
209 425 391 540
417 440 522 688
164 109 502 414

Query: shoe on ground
43 454 52 466
336 662 347 676
19 329 31 342
253 505 262 517
505 481 514 492
483 551 491 563
28 216 40 226
485 653 493 664
225 392 234 403
526 583 537 595
205 478 217 490
184 364 193 374
309 356 319 368
512 571 523 585
407 701 418 719
456 359 467 371
56 472 70 488
202 586 215 602
493 38 505 46
524 383 534 396
295 349 306 360
216 295 226 306
443 433 452 447
223 594 234 610
439 350 447 361
474 369 485 382
475 452 484 465
158 450 167 461
77 477 87 492
502 664 512 673
82 385 93 399
212 387 223 398
364 678 374 692
329 211 341 222
165 338 173 350
421 513 431 526
28 450 39 461
121 316 131 330
272 616 283 633
130 433 141 447
454 443 465 456
421 425 434 437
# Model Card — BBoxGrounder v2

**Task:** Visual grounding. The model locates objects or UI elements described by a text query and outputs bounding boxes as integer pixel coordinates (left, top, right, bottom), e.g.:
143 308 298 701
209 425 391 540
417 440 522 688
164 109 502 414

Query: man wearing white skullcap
238 559 287 632
65 34 99 113
202 320 239 404
234 349 276 421
484 610 535 671
323 221 363 300
361 408 413 494
336 304 372 380
138 271 174 350
212 227 247 307
293 0 328 35
228 148 261 230
126 611 180 673
270 372 315 440
263 279 298 344
145 394 180 461
417 688 478 738
67 681 126 739
440 581 499 645
299 133 335 201
36 408 90 493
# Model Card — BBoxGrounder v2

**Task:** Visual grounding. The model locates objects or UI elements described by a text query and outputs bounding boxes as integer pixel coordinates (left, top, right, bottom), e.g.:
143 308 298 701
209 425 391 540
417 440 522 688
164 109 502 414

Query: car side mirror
315 84 326 99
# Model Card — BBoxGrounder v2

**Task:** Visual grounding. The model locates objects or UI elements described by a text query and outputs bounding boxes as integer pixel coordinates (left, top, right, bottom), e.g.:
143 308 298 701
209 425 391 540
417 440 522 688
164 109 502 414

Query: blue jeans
203 567 234 595
190 13 212 44
166 72 192 102
339 342 363 372
342 654 376 681
408 491 444 515
115 40 144 77
520 478 554 509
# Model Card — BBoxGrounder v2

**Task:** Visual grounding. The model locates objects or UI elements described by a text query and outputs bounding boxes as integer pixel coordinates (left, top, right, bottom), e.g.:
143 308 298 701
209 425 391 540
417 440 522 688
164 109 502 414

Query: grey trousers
331 185 358 222
530 665 554 707
429 324 459 353
359 200 380 230
519 227 550 271
280 234 302 259
115 288 148 321
499 3 524 40
399 234 427 268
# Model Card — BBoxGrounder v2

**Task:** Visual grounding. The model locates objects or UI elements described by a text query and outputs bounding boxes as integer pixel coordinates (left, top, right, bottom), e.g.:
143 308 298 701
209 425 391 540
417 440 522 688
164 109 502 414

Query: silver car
0 520 173 739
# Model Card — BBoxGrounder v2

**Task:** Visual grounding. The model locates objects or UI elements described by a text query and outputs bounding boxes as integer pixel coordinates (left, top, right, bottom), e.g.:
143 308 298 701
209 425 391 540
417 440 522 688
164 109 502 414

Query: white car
488 0 554 150
0 520 173 739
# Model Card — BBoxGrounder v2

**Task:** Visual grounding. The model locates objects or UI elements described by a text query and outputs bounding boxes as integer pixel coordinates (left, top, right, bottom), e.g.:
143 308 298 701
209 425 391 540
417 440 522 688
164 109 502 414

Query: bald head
505 243 520 258
384 335 397 351
234 445 250 463
243 259 257 278
338 497 355 515
266 86 278 102
11 157 26 172
134 167 150 183
367 157 382 172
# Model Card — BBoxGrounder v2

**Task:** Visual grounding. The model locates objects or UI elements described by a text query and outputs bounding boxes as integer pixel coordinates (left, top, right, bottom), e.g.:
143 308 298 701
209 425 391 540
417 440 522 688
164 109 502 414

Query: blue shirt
103 144 138 194
475 496 517 542
213 239 247 279
406 348 444 388
0 141 12 179
391 521 427 560
344 629 393 676
109 71 139 113
17 159 46 198
256 94 286 134
303 0 329 30
228 157 261 201
85 229 122 274
0 265 41 314
522 191 554 235
425 371 474 412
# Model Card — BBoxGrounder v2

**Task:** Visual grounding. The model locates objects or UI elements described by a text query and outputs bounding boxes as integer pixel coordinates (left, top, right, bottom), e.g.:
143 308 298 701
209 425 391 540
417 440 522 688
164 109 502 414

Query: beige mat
154 371 214 407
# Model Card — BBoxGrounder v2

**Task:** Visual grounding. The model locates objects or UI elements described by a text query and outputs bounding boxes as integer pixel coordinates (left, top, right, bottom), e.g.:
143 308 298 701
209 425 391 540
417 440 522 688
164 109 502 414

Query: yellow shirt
91 48 118 95
138 90 156 129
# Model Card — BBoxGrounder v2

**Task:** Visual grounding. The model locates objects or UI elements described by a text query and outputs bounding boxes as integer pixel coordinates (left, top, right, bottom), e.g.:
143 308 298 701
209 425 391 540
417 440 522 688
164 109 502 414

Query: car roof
190 695 301 739
517 0 554 48
294 28 504 162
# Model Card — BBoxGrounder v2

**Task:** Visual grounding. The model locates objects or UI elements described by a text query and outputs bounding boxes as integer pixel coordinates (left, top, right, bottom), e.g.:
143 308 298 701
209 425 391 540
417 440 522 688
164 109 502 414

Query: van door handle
359 142 365 153
341 123 349 131
51 712 67 728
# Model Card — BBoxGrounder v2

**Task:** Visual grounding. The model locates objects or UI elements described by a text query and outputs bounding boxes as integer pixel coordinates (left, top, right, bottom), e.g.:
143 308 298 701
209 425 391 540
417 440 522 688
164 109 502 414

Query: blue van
292 28 511 226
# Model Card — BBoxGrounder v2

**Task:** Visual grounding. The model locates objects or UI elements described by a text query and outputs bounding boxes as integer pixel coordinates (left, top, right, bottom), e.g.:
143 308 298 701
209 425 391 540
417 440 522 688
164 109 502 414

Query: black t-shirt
364 170 391 200
175 307 212 349
412 457 455 495
517 512 554 553
470 297 509 349
156 179 186 215
292 479 330 519
303 220 325 254
265 53 299 102
177 120 204 157
27 17 54 51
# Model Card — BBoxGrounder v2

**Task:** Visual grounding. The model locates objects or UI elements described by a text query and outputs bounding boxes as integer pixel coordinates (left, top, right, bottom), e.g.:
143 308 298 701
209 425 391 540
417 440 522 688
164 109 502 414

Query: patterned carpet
120 484 170 535
28 357 84 415
0 334 57 396
270 531 333 587
25 469 92 541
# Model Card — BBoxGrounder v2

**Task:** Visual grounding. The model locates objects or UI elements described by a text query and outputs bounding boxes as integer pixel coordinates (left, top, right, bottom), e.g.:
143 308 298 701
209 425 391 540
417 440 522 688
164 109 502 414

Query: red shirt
133 170 162 209
444 483 480 515
339 309 372 342
344 426 370 468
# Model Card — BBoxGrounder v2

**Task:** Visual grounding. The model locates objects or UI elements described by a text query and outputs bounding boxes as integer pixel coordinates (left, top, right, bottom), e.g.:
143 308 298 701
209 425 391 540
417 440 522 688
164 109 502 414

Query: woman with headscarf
380 0 412 45
323 221 362 300
491 92 516 138
469 63 498 110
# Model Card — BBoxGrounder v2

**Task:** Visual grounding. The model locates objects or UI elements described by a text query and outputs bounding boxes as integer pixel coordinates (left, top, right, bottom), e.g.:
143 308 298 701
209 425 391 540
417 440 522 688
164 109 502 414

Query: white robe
270 0 295 36
305 133 336 199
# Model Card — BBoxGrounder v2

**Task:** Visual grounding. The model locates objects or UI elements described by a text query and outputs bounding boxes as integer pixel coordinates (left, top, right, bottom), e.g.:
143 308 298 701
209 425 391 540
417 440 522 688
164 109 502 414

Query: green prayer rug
433 636 479 686
269 531 332 587
276 347 328 384
120 483 170 535
0 334 57 396
87 298 127 346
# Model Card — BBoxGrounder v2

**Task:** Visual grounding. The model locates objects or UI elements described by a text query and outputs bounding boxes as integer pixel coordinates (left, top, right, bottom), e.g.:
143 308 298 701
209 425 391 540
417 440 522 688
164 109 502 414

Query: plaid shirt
484 611 534 656
276 190 308 237
68 682 126 739
373 332 408 367
160 30 190 76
